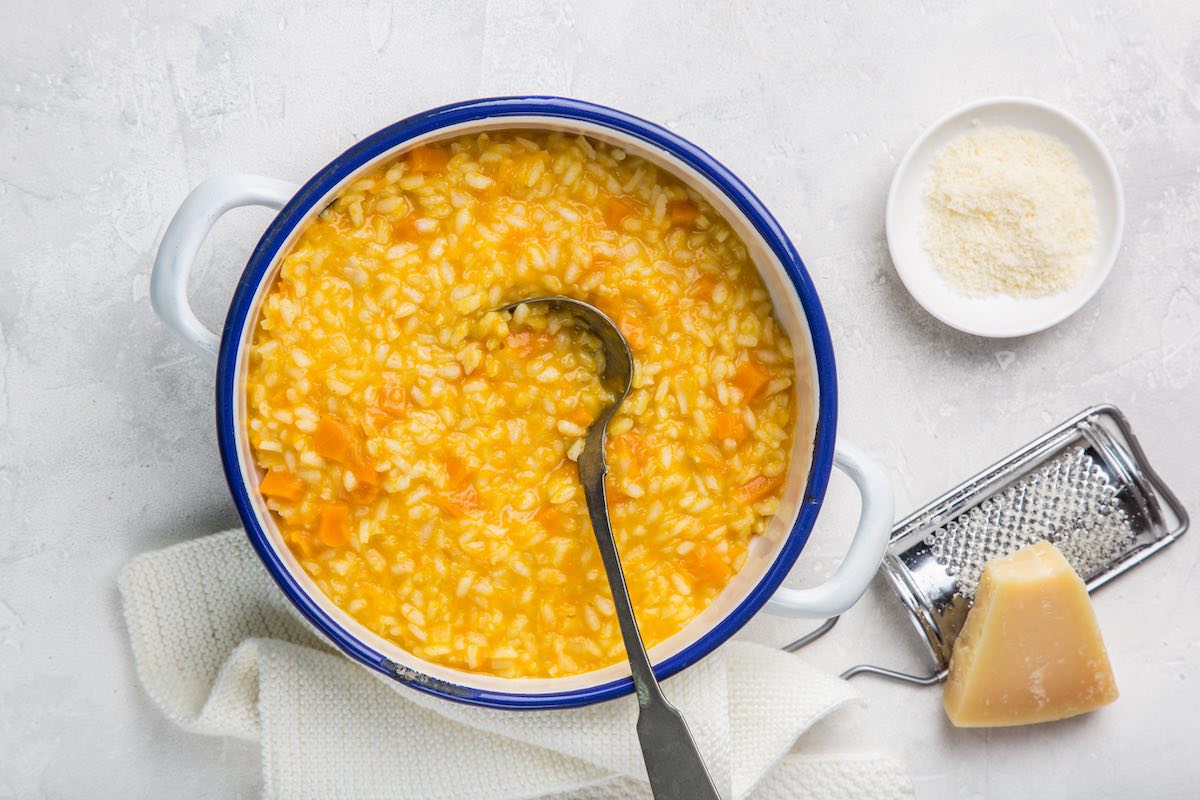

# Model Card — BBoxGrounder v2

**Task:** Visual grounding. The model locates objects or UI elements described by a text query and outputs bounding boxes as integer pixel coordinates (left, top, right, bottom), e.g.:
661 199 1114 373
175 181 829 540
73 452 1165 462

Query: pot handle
764 440 893 618
150 175 299 364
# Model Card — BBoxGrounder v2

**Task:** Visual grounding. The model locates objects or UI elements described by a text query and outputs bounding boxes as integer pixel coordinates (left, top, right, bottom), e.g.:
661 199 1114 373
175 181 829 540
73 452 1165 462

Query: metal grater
788 404 1189 685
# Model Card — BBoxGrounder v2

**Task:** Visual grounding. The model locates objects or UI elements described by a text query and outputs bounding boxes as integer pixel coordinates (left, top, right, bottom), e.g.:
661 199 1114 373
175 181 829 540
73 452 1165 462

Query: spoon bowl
498 296 634 401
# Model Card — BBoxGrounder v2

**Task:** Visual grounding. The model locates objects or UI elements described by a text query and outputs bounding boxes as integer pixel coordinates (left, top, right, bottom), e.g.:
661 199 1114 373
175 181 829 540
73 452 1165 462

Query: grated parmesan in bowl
919 123 1098 298
886 97 1124 338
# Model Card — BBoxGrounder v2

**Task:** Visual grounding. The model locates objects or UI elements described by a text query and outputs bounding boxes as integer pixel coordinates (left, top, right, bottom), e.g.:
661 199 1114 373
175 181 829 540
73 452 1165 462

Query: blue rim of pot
215 96 838 709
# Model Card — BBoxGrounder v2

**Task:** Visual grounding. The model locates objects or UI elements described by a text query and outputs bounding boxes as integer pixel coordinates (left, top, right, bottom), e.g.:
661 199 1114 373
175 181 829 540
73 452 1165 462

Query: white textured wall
1 1 1197 797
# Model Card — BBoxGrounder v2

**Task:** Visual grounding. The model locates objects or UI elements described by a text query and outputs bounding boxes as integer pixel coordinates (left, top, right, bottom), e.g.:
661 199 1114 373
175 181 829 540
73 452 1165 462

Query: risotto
246 130 810 678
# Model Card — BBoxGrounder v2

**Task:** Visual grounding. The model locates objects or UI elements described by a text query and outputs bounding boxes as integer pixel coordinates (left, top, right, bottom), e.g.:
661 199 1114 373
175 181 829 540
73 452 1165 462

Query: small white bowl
886 97 1124 338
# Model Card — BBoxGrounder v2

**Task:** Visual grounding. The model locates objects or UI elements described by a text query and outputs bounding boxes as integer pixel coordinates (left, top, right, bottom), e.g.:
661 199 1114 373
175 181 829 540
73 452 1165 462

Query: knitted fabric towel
120 531 913 800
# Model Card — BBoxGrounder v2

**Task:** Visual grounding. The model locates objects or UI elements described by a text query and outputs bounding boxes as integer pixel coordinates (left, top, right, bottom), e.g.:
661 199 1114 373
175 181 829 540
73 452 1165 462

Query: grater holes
928 447 1138 598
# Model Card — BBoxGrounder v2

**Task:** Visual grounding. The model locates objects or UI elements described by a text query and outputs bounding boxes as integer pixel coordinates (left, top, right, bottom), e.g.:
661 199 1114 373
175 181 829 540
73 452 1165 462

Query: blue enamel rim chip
215 96 838 709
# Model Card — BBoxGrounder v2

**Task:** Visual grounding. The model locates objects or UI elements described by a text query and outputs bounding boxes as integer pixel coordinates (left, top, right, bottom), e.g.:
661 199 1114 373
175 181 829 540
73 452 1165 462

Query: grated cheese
919 122 1098 297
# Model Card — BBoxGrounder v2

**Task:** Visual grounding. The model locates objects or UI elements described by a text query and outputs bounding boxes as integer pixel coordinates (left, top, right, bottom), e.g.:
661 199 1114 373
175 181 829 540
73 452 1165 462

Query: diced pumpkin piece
406 145 450 173
379 376 408 416
444 456 471 488
668 200 700 227
732 361 771 403
603 299 648 351
537 505 566 535
316 503 350 547
440 485 483 518
733 474 784 504
349 483 378 505
259 470 306 502
611 433 648 468
288 527 316 560
687 273 720 301
604 195 640 228
565 405 593 427
391 213 418 240
617 311 648 351
687 548 731 584
346 443 379 504
351 457 379 488
714 411 747 443
314 415 355 463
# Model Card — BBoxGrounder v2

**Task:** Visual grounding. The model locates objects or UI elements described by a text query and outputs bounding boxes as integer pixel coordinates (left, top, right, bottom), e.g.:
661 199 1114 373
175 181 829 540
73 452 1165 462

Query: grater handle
781 620 948 686
764 440 894 618
839 663 947 685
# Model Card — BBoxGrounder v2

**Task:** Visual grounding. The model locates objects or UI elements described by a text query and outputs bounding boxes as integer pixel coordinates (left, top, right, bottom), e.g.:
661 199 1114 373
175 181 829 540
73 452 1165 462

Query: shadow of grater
787 404 1189 685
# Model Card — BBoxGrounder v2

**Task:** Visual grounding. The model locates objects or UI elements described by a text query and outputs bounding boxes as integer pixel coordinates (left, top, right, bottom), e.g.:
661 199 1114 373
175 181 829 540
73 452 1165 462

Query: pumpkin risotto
246 130 809 678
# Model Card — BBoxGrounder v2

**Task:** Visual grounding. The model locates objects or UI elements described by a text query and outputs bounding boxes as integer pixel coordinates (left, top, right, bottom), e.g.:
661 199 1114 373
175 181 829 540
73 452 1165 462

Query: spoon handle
579 444 722 800
635 699 725 800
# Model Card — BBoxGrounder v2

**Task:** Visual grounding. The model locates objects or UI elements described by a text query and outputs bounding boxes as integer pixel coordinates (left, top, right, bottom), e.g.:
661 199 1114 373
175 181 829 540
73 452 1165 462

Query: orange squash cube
259 470 306 502
317 503 350 547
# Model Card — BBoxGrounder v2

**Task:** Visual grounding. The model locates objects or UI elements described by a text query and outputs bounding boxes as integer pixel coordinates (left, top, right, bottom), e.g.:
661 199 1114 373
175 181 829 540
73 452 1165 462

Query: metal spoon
499 297 722 800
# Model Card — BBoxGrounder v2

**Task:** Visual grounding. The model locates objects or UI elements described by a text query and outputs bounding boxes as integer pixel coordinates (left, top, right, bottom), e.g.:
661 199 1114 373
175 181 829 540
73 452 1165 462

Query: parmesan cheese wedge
943 540 1118 727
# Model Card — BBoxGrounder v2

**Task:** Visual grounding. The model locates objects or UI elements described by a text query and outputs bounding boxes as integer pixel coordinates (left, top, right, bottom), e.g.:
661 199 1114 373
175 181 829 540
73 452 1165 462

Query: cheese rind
943 540 1118 727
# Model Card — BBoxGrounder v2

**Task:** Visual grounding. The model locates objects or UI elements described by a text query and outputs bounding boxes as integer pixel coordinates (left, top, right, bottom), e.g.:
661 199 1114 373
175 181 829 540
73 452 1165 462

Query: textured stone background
2 1 1197 797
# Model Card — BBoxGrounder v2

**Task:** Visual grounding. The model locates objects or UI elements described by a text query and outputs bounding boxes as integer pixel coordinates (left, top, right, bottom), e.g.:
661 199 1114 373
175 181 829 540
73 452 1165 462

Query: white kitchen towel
119 530 912 800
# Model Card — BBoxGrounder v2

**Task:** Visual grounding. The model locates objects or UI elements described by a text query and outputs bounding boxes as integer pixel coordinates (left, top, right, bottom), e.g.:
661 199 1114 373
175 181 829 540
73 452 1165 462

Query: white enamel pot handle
150 175 299 364
765 439 894 618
